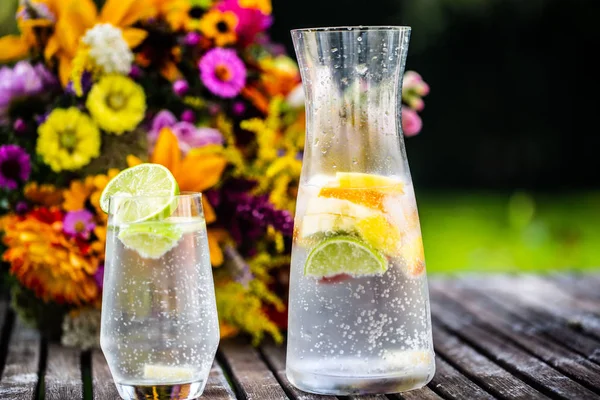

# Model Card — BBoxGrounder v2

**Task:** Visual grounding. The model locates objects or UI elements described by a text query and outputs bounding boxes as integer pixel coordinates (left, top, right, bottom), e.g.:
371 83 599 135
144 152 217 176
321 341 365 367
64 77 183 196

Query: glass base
115 381 206 400
286 368 434 395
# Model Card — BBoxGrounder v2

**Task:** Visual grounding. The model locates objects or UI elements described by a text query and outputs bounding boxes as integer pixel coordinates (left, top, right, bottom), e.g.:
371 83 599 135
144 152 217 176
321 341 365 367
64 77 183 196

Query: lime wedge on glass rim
100 164 182 258
305 235 388 278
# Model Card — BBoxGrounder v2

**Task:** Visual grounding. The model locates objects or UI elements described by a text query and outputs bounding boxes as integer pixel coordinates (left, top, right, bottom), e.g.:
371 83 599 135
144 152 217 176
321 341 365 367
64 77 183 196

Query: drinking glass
101 193 219 400
286 26 435 395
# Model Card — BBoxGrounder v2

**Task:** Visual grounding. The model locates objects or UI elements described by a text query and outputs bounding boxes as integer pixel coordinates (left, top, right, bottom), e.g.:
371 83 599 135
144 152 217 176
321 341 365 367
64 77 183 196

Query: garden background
2 0 598 274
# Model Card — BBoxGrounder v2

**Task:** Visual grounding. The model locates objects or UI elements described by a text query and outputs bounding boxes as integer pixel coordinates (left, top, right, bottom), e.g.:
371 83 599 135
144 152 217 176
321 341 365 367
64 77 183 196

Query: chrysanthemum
2 208 100 305
199 10 238 47
37 108 101 172
218 0 272 47
86 75 146 135
0 145 31 190
0 61 56 124
63 209 96 239
81 23 134 75
199 48 247 98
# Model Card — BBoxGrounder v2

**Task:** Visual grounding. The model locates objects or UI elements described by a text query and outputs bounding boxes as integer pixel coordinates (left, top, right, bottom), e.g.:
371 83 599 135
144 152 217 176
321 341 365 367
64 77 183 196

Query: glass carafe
286 26 435 395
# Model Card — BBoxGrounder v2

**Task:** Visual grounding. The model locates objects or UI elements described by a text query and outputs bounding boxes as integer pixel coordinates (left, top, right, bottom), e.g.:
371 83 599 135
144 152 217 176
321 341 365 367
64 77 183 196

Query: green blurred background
2 0 599 273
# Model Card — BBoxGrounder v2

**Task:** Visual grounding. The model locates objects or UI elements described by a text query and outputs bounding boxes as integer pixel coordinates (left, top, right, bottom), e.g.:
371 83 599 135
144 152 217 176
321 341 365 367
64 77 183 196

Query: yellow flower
24 182 64 206
86 75 146 135
240 0 271 14
198 10 238 46
43 0 154 86
37 107 101 172
150 0 192 31
2 210 100 305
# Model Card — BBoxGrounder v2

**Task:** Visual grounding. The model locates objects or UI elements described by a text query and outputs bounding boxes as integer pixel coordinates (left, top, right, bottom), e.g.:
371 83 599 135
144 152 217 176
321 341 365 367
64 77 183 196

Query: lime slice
118 221 183 259
99 164 179 223
305 235 388 278
143 364 196 382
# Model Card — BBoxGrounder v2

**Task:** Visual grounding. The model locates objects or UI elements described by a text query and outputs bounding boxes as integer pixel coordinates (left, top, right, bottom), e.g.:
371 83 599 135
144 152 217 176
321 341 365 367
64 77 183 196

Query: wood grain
432 279 600 393
260 341 336 400
459 277 600 364
44 344 82 399
92 349 120 400
396 387 443 400
430 293 599 399
0 319 41 400
219 339 289 399
203 361 237 400
431 324 547 399
427 356 494 400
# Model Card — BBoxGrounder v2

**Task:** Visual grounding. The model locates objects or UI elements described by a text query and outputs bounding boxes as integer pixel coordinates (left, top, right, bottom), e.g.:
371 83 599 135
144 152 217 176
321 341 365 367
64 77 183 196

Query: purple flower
13 118 27 133
66 71 93 96
184 32 201 46
199 48 247 98
173 79 189 96
172 122 224 153
149 110 178 142
180 109 195 123
0 145 31 190
129 65 143 79
402 107 423 137
0 61 56 124
94 263 104 290
15 201 28 215
63 210 96 239
232 101 246 115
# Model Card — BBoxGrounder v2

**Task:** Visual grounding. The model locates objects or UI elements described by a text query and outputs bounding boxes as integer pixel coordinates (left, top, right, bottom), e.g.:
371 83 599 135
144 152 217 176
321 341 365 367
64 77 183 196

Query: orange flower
2 210 100 305
43 0 155 86
24 182 64 207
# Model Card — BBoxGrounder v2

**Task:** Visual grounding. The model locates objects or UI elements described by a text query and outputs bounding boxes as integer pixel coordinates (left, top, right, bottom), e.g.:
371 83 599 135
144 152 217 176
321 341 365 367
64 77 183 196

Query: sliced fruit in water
318 187 388 212
118 221 183 259
336 172 405 194
99 163 179 223
305 197 379 219
143 364 196 382
402 234 426 277
300 213 357 238
355 214 403 256
305 235 388 278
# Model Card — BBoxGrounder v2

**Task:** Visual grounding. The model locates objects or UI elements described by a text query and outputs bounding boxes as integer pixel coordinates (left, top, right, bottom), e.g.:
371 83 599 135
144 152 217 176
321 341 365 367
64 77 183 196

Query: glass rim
108 191 202 201
291 25 411 34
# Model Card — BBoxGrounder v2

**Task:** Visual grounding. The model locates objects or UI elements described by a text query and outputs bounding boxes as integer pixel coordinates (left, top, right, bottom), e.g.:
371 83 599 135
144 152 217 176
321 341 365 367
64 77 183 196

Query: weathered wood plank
219 339 289 399
346 395 387 400
92 349 120 400
459 277 600 362
430 294 599 400
431 324 547 399
431 281 600 394
545 273 600 302
203 361 237 400
260 341 336 400
396 387 444 400
44 344 82 399
463 274 600 340
0 318 41 400
428 356 495 400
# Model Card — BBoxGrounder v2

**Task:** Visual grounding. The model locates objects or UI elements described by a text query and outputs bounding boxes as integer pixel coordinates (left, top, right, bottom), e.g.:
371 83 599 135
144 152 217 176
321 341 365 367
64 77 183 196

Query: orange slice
336 172 404 193
355 214 403 256
402 235 425 277
318 187 388 212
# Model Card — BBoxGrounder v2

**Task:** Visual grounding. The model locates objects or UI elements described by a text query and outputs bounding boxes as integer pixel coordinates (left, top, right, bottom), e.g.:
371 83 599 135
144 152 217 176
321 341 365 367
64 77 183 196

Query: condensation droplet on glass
356 64 368 75
357 36 362 42
352 158 358 165
332 48 338 53
313 138 320 146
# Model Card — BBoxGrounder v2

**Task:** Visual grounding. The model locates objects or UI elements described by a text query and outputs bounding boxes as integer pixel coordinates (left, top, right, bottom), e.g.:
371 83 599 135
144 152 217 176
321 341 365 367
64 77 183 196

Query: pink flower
173 79 189 96
199 48 247 98
63 210 96 239
172 122 224 153
149 110 177 142
402 107 423 137
218 0 272 47
403 71 430 96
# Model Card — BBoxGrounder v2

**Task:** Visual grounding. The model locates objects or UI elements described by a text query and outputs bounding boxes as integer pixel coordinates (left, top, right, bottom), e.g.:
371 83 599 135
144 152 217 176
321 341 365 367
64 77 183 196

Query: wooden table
0 273 599 399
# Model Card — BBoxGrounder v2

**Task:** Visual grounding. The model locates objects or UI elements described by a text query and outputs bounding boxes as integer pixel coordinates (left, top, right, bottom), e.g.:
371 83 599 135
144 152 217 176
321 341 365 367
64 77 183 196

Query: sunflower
37 107 101 172
86 75 146 135
198 10 238 46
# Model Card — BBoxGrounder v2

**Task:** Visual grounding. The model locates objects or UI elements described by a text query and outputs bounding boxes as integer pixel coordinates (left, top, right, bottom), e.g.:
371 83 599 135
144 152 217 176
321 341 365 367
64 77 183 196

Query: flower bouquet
0 0 429 348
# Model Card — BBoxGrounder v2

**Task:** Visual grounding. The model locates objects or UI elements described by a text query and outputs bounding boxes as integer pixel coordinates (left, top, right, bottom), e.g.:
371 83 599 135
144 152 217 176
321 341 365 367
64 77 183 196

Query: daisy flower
63 209 96 239
86 75 146 135
36 108 101 172
199 48 247 98
199 10 238 47
0 144 31 190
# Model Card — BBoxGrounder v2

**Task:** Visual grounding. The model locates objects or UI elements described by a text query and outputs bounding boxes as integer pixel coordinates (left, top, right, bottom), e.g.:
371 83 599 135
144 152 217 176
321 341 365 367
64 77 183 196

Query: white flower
286 83 305 109
82 23 133 75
